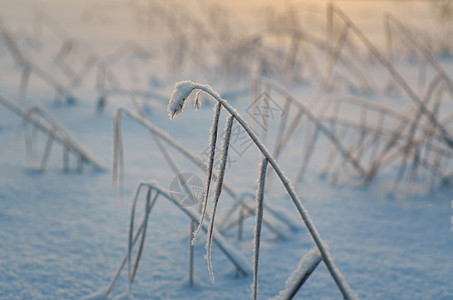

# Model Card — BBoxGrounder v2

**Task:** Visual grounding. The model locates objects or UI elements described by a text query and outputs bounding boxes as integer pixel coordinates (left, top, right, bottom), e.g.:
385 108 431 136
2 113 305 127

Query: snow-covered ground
0 1 452 299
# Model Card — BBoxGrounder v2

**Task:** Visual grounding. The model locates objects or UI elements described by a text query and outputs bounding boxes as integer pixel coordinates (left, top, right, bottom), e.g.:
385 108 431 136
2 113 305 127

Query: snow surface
0 0 452 299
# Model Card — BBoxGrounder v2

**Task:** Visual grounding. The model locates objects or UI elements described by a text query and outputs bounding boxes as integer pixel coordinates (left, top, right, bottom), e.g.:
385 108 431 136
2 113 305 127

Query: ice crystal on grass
168 80 220 118
167 80 356 299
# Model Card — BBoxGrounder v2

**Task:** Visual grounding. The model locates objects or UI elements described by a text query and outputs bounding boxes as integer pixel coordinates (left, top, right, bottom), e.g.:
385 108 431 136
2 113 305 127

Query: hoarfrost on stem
205 115 234 284
251 157 269 300
273 248 322 300
167 80 219 119
167 80 357 300
192 102 222 246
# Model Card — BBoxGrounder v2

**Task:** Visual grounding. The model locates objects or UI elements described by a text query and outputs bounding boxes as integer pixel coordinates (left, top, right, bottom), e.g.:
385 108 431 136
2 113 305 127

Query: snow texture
0 1 452 300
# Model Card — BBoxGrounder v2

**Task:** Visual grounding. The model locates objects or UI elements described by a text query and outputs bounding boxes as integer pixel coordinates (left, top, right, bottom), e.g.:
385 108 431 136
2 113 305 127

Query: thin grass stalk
388 77 442 187
273 110 303 161
103 188 159 298
192 102 222 245
218 192 251 233
150 133 200 284
368 111 385 171
252 157 269 300
220 198 287 240
189 220 195 286
266 96 291 185
310 22 350 103
63 145 69 171
423 102 447 181
31 123 39 160
327 3 333 57
18 66 31 102
301 45 322 81
386 13 453 98
351 129 368 165
321 117 381 159
433 152 441 185
242 202 286 240
70 54 98 89
238 205 244 241
356 104 368 160
318 102 341 175
262 202 298 232
101 180 252 298
127 186 153 291
222 209 253 233
130 188 153 283
113 110 124 199
127 184 140 291
257 78 366 178
40 126 56 170
168 81 356 299
421 104 441 171
327 23 350 78
330 125 369 181
295 126 320 184
22 109 40 163
321 122 349 177
376 138 443 182
128 93 146 118
3 95 103 170
19 105 82 170
0 20 77 104
422 132 435 185
384 14 394 88
331 4 453 149
368 117 411 179
393 78 439 185
127 184 143 288
113 108 240 201
409 146 421 184
34 9 123 92
275 248 323 300
417 57 428 95
24 123 34 162
206 115 234 283
54 42 77 81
